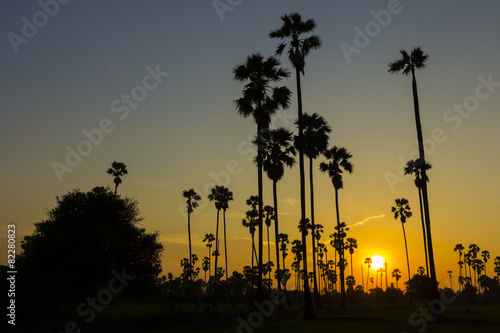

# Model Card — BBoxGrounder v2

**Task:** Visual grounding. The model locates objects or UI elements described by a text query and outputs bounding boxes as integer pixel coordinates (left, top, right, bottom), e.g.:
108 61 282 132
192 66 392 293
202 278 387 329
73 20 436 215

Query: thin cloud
349 214 385 228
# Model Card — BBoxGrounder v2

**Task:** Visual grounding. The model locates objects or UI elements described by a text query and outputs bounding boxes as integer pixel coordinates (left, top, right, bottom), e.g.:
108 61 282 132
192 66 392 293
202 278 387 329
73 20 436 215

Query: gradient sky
1 1 499 289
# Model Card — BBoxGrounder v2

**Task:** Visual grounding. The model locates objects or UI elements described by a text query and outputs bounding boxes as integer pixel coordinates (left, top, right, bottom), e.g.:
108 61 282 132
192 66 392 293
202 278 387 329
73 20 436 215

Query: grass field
81 301 500 333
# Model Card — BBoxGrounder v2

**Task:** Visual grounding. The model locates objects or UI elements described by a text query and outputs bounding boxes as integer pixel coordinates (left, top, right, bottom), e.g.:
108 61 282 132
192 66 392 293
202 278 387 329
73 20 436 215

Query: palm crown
269 12 322 74
183 189 201 214
388 47 429 76
404 159 432 188
233 53 291 128
259 127 296 182
391 198 412 223
107 161 128 193
319 146 353 190
297 112 331 159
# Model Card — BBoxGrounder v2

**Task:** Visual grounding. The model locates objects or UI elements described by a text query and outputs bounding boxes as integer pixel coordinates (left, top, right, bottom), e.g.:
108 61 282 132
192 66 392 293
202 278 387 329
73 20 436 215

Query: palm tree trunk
402 222 412 306
223 209 235 306
418 187 429 277
208 247 211 281
350 254 353 277
188 210 192 281
296 68 315 319
309 157 321 307
411 69 438 300
257 122 264 300
267 225 271 281
213 209 220 306
334 187 346 308
272 180 283 306
366 265 370 292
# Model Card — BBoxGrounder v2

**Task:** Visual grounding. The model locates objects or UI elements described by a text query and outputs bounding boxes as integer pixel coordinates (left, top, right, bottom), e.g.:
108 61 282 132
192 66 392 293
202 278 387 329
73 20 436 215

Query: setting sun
371 254 385 270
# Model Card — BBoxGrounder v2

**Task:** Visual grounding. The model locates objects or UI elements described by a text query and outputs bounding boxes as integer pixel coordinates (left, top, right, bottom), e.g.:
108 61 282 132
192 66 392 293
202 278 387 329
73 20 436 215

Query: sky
1 0 499 290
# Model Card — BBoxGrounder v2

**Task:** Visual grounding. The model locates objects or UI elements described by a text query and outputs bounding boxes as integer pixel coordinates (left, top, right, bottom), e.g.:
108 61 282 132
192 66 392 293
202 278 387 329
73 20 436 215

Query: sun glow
371 254 385 270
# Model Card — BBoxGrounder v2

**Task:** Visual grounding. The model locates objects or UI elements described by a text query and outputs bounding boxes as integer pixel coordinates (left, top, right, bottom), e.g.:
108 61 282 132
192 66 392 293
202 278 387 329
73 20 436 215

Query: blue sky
1 1 499 284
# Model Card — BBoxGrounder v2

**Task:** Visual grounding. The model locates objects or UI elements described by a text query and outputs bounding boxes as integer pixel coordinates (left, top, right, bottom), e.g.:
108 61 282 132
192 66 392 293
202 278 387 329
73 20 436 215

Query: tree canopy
17 186 163 299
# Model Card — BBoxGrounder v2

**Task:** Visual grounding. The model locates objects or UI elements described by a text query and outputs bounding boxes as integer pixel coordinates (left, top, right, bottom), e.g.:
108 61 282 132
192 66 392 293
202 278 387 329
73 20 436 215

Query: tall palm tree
392 268 402 289
278 233 289 290
208 185 225 306
260 127 296 297
203 233 215 280
481 250 490 276
183 189 201 278
454 243 464 291
263 205 274 281
296 112 331 305
218 186 234 304
365 257 372 292
391 198 413 305
234 53 291 299
405 159 432 277
270 13 322 319
107 161 128 195
320 145 353 308
346 237 358 277
388 47 438 300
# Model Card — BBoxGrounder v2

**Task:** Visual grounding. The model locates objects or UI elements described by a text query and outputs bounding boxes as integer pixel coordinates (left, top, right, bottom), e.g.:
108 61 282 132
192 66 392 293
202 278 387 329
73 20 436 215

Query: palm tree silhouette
269 13 321 319
388 47 438 300
203 233 215 281
481 250 490 276
208 185 224 306
270 13 322 319
405 159 432 277
278 233 290 290
320 145 353 308
454 243 464 291
183 189 201 279
346 237 358 278
218 186 234 305
391 198 413 305
365 257 372 292
260 127 296 298
233 53 291 299
392 268 402 289
296 112 331 305
263 205 274 282
107 161 128 195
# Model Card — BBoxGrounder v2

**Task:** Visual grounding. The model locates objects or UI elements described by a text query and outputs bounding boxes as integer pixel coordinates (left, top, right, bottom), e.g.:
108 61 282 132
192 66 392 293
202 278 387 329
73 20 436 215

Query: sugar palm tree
365 257 372 292
107 161 128 195
208 185 225 306
320 145 353 308
454 243 464 291
391 198 413 305
260 127 296 297
234 53 291 298
183 189 201 278
203 233 215 280
217 186 234 304
270 13 321 319
296 112 331 304
388 47 438 300
263 205 274 281
392 268 402 289
278 233 289 290
481 250 490 276
494 256 500 278
405 159 432 277
346 238 358 277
